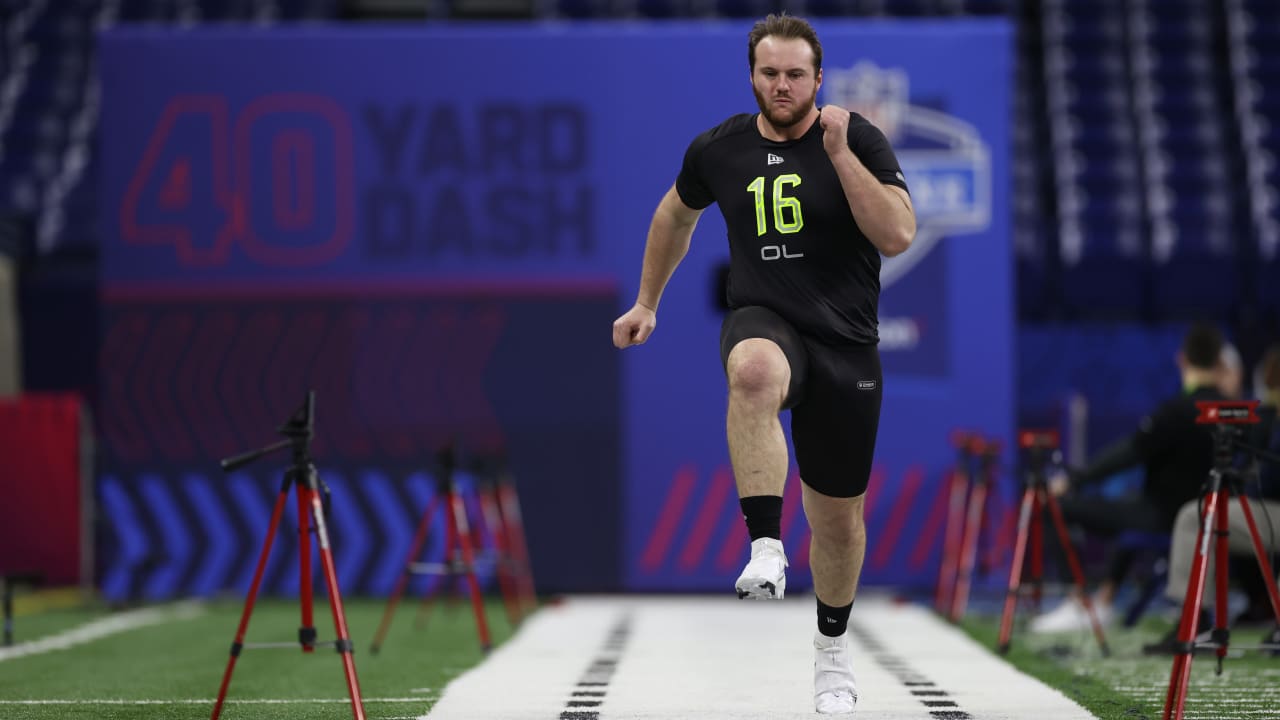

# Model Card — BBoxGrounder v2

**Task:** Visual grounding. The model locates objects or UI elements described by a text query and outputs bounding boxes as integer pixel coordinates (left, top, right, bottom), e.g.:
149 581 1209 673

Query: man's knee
812 516 865 549
807 494 866 547
1174 500 1201 533
726 339 789 407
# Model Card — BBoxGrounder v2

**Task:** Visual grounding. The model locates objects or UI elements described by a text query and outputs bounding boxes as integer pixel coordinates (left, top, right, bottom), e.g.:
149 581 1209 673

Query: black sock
817 597 853 637
739 495 782 541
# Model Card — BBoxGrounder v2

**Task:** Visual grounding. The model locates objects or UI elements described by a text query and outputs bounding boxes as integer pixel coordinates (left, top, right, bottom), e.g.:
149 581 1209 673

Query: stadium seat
1058 231 1148 321
801 0 863 17
960 0 1010 15
555 0 609 17
633 0 691 18
278 0 340 18
883 0 942 16
713 0 771 18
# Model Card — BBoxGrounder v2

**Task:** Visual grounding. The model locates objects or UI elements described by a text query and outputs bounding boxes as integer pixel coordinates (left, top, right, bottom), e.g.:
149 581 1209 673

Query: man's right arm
635 184 704 311
1070 400 1179 488
1072 436 1143 487
612 185 704 349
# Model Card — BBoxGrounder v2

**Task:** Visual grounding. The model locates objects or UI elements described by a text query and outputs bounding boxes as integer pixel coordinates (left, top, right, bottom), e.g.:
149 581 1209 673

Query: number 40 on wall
119 94 356 268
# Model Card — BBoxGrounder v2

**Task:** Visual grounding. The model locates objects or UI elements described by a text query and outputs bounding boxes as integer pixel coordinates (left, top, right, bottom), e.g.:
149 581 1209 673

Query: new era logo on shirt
767 153 784 166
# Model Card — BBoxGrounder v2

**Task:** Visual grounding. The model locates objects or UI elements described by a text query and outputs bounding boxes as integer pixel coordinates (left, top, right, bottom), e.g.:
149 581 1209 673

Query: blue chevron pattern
96 468 501 602
96 294 620 595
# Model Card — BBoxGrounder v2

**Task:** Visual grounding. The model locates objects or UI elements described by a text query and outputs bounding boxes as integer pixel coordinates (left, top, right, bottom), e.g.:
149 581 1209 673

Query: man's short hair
748 14 823 74
1182 322 1224 371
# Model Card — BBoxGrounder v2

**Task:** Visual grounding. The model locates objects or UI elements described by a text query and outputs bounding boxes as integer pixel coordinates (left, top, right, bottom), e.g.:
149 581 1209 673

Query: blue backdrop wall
97 20 1012 598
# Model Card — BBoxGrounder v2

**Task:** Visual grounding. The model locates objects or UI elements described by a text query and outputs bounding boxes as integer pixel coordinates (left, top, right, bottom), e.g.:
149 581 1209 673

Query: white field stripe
0 698 432 705
421 595 1098 720
0 601 205 662
420 596 621 719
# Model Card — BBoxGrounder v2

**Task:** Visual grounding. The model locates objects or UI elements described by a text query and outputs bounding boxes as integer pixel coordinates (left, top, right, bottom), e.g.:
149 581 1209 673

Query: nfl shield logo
821 61 909 142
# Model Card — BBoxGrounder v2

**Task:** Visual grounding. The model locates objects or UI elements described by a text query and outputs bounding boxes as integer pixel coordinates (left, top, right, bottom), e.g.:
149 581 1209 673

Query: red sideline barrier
0 393 92 586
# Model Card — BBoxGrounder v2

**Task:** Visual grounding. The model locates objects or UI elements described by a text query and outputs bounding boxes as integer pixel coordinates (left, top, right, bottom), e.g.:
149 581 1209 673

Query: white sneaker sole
735 578 785 600
815 693 857 714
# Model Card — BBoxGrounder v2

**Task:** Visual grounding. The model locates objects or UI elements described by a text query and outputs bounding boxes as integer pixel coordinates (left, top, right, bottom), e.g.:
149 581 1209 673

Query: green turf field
0 594 519 720
958 603 1280 720
4 591 1278 720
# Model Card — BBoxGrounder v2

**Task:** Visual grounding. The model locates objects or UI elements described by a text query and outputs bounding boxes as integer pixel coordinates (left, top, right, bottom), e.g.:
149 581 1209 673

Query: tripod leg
998 486 1037 654
370 496 439 654
415 498 451 630
212 486 291 720
307 473 366 720
2 577 12 647
979 482 1004 578
499 481 538 618
936 469 967 616
450 487 492 652
480 485 521 627
1043 491 1110 656
448 489 491 614
1030 489 1044 608
952 479 989 622
1233 493 1280 627
1212 488 1232 672
297 480 316 653
1162 483 1221 720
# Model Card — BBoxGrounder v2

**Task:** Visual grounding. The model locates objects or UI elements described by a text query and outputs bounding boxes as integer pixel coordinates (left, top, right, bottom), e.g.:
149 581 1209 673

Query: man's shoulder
688 113 757 152
844 110 890 144
847 110 876 129
1151 387 1225 421
1182 387 1227 405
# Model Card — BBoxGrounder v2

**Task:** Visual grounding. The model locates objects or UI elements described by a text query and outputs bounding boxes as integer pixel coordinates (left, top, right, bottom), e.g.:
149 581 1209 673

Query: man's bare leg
803 487 867 607
726 338 790 497
726 338 791 599
804 484 866 714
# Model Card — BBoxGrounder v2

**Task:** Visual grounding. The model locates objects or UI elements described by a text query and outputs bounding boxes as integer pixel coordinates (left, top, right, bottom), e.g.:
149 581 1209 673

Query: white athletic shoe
814 631 858 714
734 537 788 599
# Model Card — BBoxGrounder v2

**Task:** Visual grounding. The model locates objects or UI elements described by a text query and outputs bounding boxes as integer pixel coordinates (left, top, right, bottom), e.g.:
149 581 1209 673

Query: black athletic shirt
1079 385 1227 524
675 110 909 346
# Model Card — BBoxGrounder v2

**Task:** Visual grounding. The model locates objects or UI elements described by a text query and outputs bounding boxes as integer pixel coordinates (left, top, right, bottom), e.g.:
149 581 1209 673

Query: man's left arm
820 105 916 257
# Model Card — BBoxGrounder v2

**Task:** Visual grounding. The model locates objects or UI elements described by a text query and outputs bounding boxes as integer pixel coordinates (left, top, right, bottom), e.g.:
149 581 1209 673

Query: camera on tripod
1162 398 1280 720
996 427 1113 656
1195 399 1262 427
1197 400 1263 455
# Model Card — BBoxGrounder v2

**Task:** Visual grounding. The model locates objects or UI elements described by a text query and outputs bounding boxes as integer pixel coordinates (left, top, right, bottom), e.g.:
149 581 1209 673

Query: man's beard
753 85 816 129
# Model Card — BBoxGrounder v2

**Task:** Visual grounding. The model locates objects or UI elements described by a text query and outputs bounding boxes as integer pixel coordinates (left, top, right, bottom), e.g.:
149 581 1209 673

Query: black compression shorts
719 306 883 498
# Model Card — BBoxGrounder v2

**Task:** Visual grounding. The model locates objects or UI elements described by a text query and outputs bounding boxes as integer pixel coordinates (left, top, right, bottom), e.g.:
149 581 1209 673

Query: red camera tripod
936 431 1002 622
210 392 364 720
997 429 1110 657
1162 401 1280 719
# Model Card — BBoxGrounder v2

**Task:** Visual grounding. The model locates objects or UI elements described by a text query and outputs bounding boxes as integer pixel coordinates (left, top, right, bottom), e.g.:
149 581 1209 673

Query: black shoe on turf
1142 610 1212 656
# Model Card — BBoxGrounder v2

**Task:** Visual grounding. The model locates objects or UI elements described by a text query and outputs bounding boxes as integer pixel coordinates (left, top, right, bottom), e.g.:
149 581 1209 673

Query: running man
612 13 916 715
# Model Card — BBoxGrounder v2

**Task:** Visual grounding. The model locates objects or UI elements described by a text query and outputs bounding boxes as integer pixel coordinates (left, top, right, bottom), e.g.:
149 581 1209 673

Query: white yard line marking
418 598 622 720
0 601 205 662
419 595 1099 720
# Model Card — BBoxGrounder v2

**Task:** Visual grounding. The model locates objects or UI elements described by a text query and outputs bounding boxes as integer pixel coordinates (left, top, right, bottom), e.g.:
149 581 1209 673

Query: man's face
752 36 821 129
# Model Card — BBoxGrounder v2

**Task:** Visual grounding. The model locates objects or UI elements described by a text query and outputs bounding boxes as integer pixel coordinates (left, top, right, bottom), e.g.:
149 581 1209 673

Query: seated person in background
1220 342 1244 399
1030 323 1227 633
1143 343 1280 654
